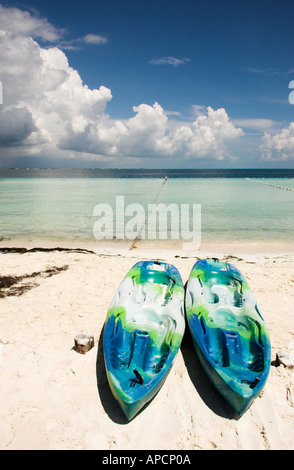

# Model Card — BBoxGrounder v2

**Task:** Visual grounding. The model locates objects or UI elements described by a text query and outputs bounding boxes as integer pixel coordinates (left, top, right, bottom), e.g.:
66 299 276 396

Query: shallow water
0 169 293 245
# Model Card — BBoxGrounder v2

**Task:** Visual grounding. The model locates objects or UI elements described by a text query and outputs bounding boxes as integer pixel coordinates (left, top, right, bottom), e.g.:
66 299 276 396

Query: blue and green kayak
103 260 185 420
185 258 271 416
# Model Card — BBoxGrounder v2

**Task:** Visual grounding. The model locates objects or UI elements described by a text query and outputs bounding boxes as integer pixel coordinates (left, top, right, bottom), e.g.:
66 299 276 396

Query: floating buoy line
245 177 294 192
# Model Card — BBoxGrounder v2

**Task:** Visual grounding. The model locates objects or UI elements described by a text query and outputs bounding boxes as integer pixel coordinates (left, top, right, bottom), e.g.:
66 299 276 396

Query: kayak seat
129 281 174 308
109 312 173 373
202 312 264 371
143 317 176 373
203 279 244 308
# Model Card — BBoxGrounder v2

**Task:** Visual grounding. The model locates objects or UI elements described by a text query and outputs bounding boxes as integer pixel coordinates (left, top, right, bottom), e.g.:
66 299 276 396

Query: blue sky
0 0 294 168
29 0 294 119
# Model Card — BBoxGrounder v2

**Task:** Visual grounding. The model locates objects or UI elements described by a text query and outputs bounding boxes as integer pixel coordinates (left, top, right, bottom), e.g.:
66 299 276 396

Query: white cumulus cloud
0 4 63 41
169 107 243 159
261 123 294 160
0 107 37 145
0 4 244 164
0 12 112 154
60 102 243 160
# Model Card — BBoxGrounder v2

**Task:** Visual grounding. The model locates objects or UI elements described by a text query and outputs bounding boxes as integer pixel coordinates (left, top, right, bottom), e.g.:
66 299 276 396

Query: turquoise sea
0 169 293 245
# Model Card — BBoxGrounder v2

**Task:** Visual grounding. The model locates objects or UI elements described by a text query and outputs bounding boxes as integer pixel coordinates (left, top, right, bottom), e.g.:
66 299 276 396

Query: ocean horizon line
1 168 294 178
1 167 294 170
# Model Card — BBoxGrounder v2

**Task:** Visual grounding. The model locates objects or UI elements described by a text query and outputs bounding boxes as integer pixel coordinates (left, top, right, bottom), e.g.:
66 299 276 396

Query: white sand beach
0 240 294 450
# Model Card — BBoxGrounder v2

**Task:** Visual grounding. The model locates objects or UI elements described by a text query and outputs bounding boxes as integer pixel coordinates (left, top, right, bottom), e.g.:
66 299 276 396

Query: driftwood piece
74 333 94 354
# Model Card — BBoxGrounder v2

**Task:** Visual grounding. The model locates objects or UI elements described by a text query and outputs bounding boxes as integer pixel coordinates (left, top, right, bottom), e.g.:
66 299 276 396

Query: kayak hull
103 260 185 420
185 258 271 416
